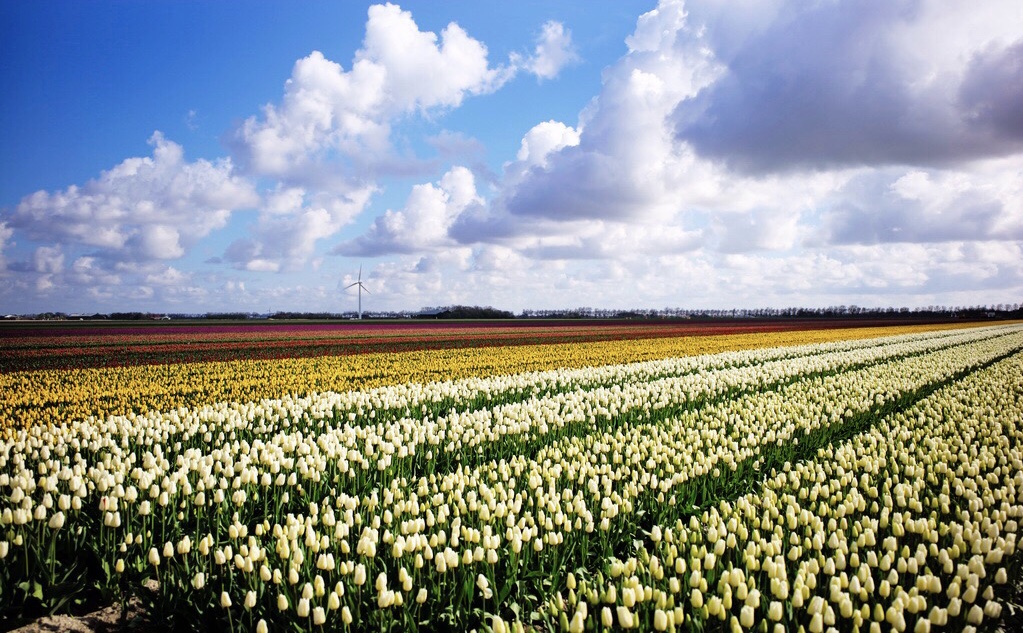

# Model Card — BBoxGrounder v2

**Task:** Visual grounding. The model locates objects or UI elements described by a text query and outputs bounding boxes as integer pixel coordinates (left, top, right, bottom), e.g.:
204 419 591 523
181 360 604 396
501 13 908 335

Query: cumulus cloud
225 186 374 272
458 2 833 246
233 4 569 183
5 0 1021 314
358 4 511 109
336 166 482 256
67 257 121 288
33 246 64 275
521 21 579 80
9 133 258 262
472 1 733 230
514 120 580 169
672 0 1023 171
454 0 1022 268
815 158 1023 245
144 266 189 287
253 0 1023 311
519 222 704 260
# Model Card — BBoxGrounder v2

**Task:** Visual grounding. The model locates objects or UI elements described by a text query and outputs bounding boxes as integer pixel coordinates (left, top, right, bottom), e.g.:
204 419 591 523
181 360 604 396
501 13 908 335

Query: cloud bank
11 133 257 263
2 1 1021 314
672 0 1023 172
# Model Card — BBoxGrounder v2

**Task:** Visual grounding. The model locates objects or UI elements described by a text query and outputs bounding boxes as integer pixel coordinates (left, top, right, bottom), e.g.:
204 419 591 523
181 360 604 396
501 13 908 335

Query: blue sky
2 0 1022 315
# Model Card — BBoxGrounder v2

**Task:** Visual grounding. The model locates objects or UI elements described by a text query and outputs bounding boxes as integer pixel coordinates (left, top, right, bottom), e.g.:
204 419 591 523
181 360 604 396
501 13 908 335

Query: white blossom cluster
561 343 1023 633
1 324 1021 631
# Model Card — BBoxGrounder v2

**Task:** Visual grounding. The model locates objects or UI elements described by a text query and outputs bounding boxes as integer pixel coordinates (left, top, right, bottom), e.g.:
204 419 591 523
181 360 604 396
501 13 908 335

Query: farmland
2 321 1022 631
0 318 973 373
0 319 983 432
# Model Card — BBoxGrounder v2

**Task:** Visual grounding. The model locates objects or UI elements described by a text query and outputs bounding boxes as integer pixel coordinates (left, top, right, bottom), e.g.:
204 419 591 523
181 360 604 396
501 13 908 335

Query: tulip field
2 322 1023 631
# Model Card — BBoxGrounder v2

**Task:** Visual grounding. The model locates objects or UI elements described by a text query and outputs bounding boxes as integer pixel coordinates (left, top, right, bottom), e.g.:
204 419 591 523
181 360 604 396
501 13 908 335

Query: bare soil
5 582 156 633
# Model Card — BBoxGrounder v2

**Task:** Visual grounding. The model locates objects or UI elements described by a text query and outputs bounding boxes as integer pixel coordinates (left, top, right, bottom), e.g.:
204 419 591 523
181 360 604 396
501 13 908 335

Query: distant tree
109 312 148 320
430 305 514 319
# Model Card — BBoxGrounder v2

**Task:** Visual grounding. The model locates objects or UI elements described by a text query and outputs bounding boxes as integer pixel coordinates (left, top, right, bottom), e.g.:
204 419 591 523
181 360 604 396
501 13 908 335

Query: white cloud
33 246 64 274
455 2 836 247
673 0 1023 171
336 166 481 256
232 50 389 181
4 1 1020 315
232 4 543 183
233 4 579 186
514 120 580 168
358 4 509 111
225 186 375 272
431 0 1023 313
486 3 725 226
68 257 121 287
523 21 579 80
624 0 688 54
144 266 188 286
10 133 258 263
816 157 1023 245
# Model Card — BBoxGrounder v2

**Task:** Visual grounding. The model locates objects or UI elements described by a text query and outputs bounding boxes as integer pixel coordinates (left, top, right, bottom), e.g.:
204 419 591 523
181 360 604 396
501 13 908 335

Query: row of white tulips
44 325 1012 458
565 343 1023 632
1 324 1020 631
10 325 1015 502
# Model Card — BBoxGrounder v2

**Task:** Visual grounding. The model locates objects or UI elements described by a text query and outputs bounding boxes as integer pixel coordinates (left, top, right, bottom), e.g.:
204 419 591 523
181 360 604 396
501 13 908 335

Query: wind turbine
346 266 370 319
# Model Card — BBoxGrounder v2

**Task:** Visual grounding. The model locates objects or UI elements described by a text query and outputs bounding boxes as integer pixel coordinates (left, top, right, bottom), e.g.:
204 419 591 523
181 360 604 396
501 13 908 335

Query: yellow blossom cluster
0 322 979 432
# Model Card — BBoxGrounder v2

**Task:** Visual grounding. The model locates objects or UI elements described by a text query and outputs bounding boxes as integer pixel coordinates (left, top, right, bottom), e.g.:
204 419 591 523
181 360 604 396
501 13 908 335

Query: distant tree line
519 304 1023 320
417 305 515 319
8 302 1022 321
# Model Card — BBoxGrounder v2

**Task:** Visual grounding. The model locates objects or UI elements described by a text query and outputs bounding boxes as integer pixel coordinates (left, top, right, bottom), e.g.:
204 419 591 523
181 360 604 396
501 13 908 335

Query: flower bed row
1 324 1020 630
0 323 977 432
4 320 961 373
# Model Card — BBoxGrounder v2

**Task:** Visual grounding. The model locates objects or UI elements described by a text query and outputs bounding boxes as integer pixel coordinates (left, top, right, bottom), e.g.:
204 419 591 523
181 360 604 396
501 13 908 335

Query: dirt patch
6 582 157 633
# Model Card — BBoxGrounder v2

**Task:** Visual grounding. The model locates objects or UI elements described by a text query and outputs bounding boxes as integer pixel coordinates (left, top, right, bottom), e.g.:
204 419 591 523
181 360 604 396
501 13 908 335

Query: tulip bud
617 606 635 629
312 606 326 625
48 511 65 530
966 604 983 625
651 607 668 631
739 605 755 628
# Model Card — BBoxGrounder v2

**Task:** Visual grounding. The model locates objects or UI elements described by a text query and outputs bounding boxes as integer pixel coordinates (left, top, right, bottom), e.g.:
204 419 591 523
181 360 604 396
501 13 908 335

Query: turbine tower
346 266 370 319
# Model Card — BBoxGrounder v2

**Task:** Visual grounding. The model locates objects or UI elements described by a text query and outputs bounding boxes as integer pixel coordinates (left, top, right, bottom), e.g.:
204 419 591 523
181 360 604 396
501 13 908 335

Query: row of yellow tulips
0 322 981 432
